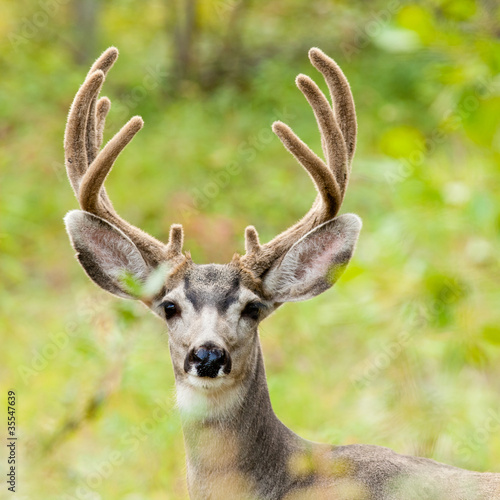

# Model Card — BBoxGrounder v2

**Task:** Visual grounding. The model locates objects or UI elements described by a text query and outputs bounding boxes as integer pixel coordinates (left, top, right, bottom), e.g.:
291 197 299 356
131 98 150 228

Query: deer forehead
165 263 264 314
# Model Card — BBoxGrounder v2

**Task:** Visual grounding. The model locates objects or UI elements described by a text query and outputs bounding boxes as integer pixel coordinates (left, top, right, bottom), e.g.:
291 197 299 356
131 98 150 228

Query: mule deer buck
64 47 500 499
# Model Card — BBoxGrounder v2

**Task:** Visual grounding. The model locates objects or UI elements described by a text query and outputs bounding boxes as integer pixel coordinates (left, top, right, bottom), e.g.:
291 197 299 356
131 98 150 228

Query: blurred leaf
440 0 477 21
397 5 435 44
379 126 425 158
373 27 422 53
463 96 500 147
482 325 500 346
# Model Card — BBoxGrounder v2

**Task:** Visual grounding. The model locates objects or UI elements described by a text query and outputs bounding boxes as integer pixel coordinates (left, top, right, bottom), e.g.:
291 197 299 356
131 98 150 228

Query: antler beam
241 48 357 277
64 48 183 266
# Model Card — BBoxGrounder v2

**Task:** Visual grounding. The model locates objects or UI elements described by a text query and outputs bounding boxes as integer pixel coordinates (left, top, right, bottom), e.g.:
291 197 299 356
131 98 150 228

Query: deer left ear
64 210 151 299
263 214 361 302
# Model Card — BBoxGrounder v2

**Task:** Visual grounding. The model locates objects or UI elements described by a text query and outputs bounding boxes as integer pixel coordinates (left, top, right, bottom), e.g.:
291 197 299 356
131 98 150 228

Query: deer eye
161 301 179 320
241 302 262 321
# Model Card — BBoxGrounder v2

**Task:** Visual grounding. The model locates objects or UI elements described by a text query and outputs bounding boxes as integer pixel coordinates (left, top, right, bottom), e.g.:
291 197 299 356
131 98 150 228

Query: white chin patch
176 376 243 419
186 372 229 389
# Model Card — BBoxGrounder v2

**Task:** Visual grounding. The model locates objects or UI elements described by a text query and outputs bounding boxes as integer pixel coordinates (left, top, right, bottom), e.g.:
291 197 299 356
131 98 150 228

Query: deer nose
184 342 232 378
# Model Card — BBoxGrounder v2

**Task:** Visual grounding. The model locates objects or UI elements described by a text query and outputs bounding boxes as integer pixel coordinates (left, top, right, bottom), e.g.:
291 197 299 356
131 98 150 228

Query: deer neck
175 338 304 499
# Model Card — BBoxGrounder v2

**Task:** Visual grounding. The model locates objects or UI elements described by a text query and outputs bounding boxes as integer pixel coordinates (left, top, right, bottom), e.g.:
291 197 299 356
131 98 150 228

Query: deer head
64 47 361 417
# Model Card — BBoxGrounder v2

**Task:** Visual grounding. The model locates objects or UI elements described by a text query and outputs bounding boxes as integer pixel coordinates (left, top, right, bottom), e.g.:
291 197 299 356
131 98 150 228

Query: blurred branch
71 0 100 65
201 0 252 90
171 0 199 85
167 0 257 91
38 360 124 457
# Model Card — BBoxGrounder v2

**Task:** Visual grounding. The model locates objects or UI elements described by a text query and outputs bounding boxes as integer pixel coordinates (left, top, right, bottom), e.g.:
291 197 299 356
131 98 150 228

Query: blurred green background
1 0 500 498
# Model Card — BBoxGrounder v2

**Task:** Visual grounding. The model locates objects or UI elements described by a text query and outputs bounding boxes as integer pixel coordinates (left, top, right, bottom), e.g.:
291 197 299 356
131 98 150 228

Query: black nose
184 342 231 378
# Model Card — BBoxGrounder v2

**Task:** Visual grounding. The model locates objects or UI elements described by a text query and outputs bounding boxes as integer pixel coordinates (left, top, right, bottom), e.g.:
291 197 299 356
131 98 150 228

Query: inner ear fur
64 210 150 299
263 213 361 303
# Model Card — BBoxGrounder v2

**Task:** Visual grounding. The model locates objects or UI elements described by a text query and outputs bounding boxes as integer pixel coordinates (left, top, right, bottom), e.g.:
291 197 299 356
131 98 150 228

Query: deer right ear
263 214 361 303
64 210 150 299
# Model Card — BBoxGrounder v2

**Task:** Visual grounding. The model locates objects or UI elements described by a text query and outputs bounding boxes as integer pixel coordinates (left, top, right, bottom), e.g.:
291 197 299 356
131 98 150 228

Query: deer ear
263 214 361 302
64 210 150 299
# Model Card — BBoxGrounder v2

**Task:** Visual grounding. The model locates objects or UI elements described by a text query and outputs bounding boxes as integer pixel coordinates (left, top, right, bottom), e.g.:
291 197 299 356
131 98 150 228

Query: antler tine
244 226 261 254
95 97 111 151
271 120 342 216
309 47 357 167
65 47 184 266
295 73 348 204
78 115 144 212
241 49 356 277
86 47 119 165
65 70 105 195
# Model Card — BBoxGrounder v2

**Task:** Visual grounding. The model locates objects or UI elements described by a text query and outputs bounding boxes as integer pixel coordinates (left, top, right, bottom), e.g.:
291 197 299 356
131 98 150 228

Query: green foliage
1 1 499 499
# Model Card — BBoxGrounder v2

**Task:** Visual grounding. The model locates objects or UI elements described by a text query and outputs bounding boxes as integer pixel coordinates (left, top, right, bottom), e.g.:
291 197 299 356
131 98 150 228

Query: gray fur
183 265 241 313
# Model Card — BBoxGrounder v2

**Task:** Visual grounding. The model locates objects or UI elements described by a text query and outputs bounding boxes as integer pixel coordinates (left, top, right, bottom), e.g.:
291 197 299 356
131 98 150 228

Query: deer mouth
185 372 233 391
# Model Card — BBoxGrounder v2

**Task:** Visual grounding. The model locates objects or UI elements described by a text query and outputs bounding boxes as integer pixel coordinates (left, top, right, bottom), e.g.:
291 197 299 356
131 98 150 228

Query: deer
63 47 500 500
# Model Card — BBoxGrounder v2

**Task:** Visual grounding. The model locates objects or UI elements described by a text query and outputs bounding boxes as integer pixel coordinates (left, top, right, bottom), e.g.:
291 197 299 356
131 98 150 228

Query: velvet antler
241 48 357 277
64 47 183 266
